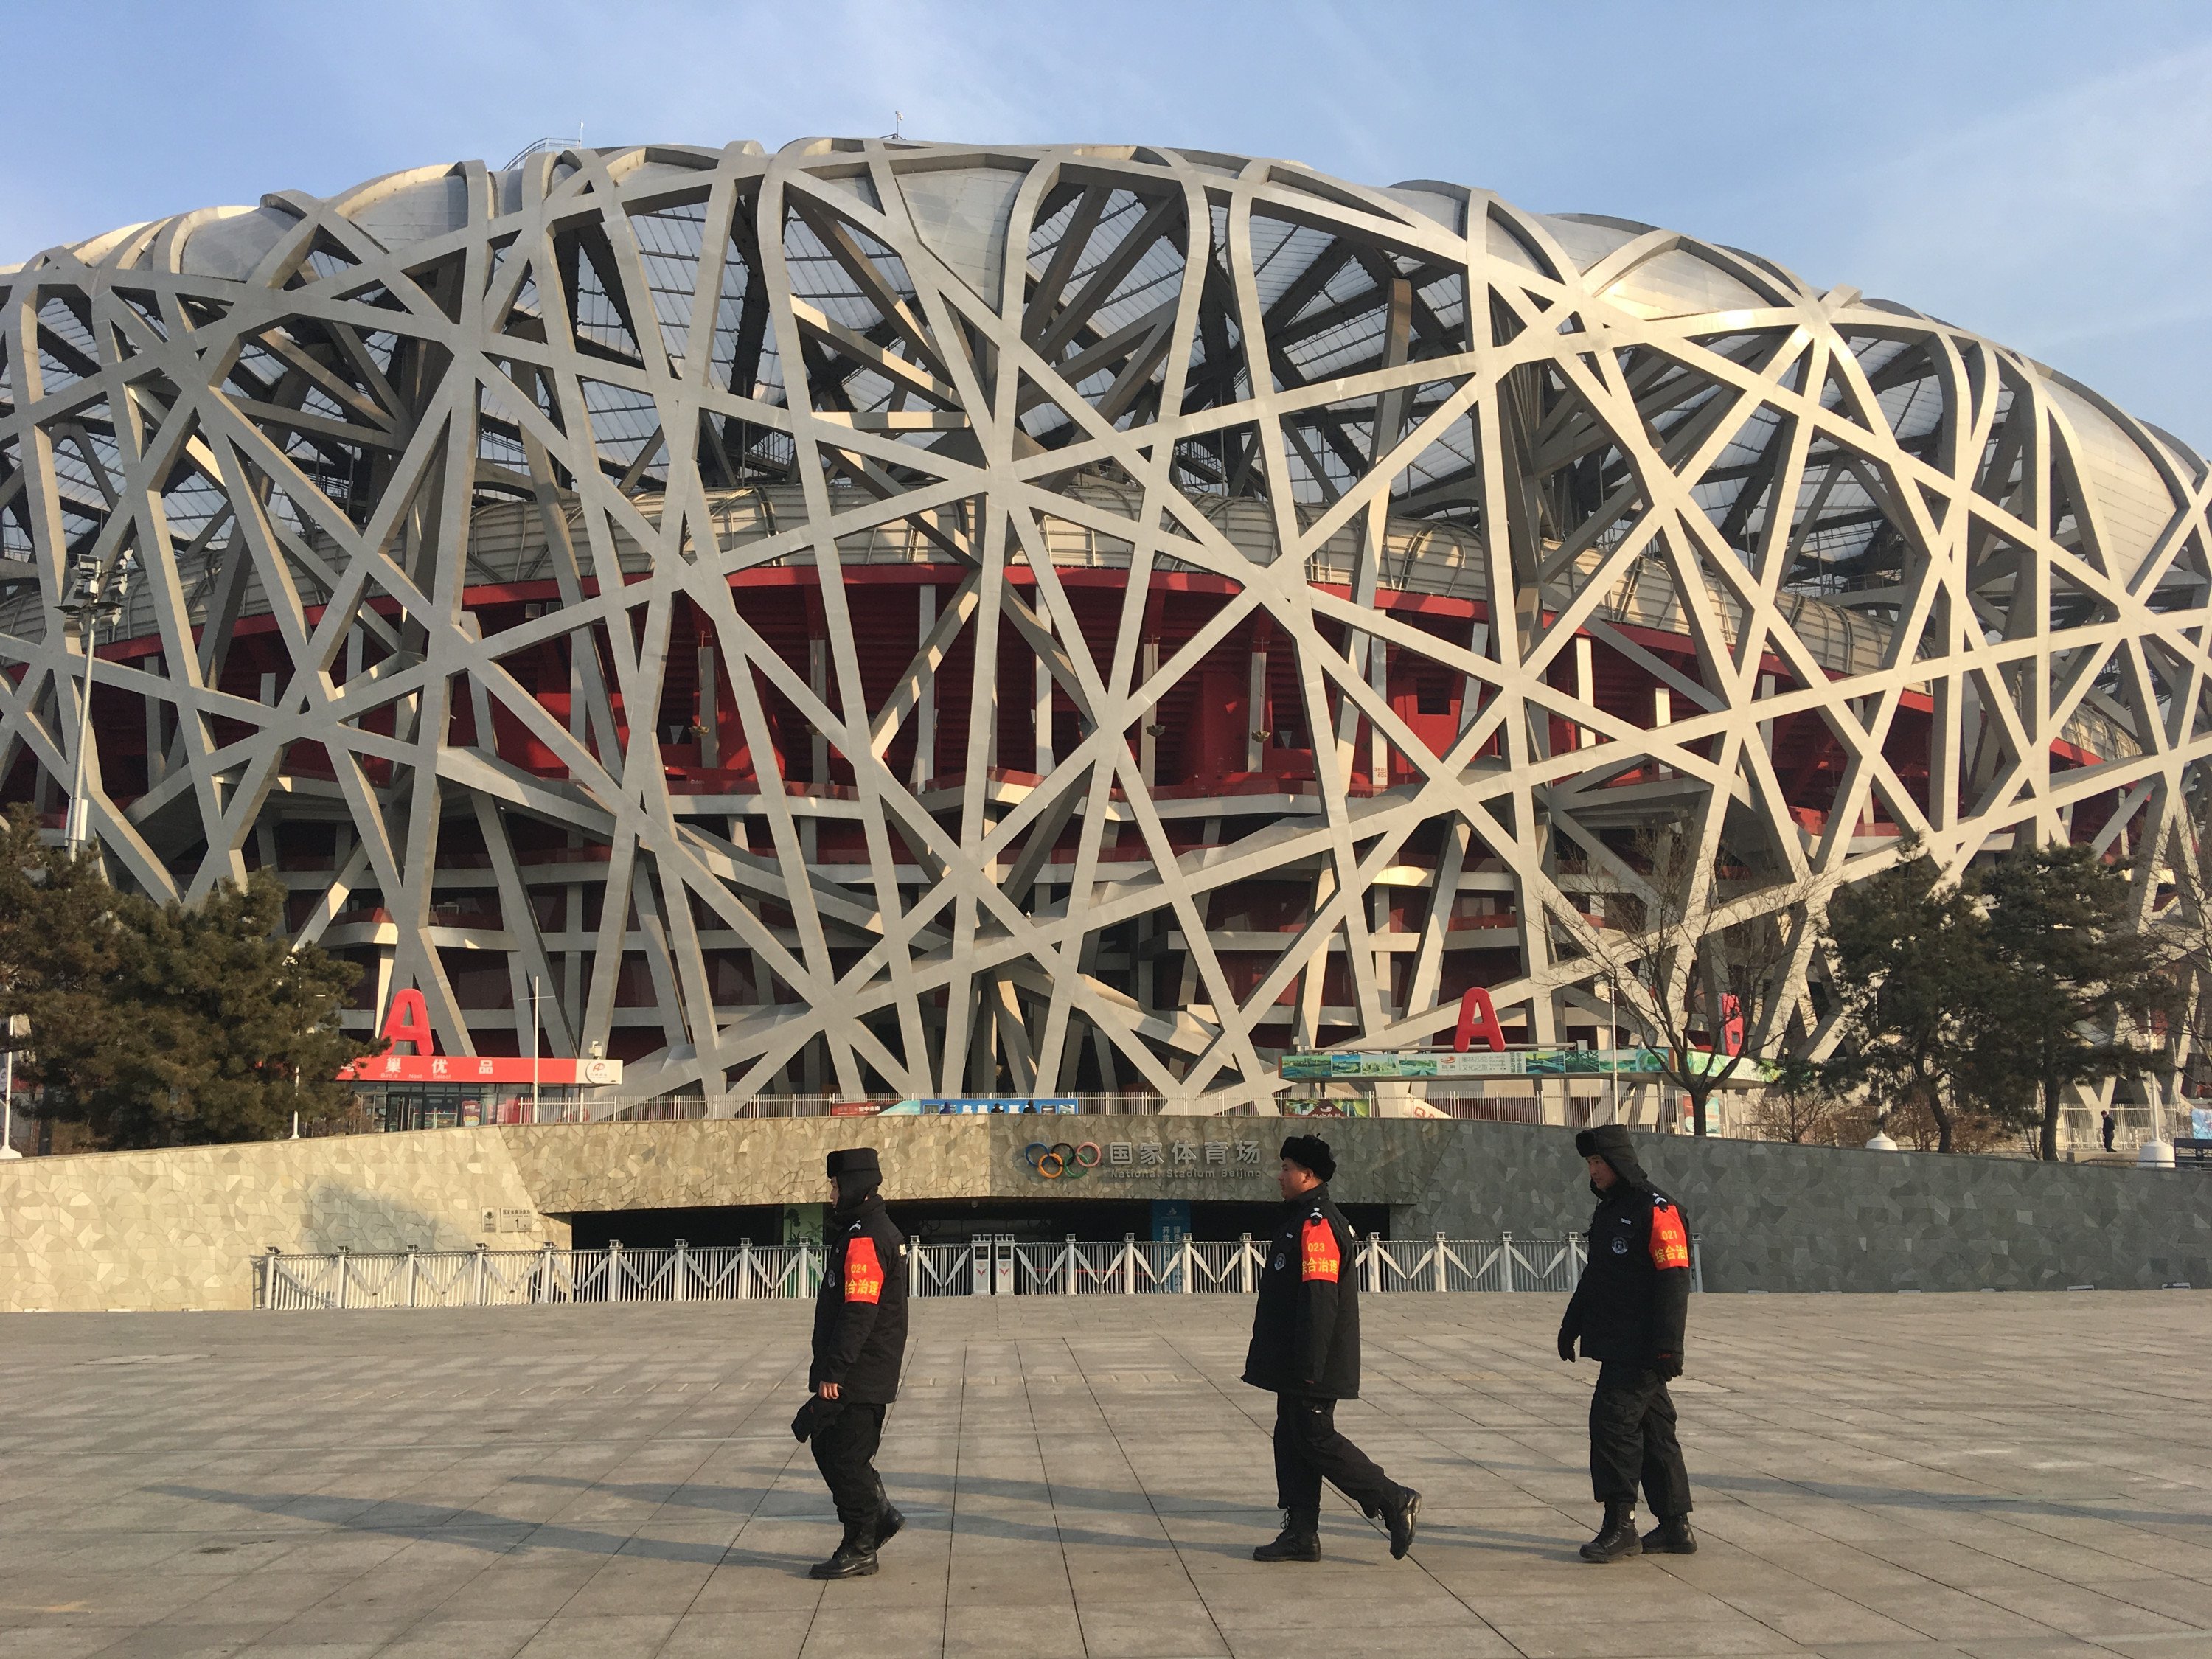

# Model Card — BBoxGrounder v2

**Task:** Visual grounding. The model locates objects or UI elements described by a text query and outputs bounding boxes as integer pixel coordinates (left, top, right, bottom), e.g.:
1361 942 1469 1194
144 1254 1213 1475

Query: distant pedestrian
1557 1125 1696 1562
794 1147 909 1579
2102 1109 2116 1152
1242 1133 1421 1563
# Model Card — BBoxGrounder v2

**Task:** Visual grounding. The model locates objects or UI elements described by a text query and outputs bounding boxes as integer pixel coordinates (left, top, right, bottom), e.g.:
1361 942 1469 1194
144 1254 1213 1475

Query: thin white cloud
4 1 2205 443
1823 41 2212 437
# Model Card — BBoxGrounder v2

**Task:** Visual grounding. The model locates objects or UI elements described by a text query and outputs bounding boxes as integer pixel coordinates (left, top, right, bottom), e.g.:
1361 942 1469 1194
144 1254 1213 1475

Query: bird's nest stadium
2 138 2207 1116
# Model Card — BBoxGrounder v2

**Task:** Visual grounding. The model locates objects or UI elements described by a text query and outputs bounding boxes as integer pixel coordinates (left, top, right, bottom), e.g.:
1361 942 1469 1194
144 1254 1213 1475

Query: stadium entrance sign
1280 1049 1775 1082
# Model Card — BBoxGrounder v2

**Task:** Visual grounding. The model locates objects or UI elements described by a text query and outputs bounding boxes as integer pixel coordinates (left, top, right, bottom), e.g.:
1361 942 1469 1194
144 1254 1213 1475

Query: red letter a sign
1453 986 1508 1053
382 989 436 1055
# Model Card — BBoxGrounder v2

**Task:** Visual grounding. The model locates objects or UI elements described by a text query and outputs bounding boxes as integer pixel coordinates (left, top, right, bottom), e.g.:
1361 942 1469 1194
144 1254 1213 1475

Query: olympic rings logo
1020 1141 1102 1180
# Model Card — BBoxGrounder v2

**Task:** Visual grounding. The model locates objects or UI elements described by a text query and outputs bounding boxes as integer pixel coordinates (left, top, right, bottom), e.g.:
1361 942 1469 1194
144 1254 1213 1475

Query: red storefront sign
341 989 623 1086
338 1052 624 1085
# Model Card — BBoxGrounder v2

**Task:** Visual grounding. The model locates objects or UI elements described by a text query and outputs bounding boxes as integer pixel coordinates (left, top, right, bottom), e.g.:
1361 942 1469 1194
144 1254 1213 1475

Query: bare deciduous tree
1745 1078 1851 1144
1557 824 1824 1138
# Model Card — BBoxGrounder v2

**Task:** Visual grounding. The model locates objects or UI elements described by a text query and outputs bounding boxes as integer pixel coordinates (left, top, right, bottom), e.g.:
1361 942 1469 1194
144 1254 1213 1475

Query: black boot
1379 1485 1421 1559
872 1477 904 1548
809 1520 880 1579
1641 1514 1696 1554
1253 1507 1321 1562
1579 1499 1642 1562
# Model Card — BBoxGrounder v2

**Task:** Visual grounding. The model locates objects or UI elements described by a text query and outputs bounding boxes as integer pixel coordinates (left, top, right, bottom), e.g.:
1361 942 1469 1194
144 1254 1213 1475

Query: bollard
473 1242 488 1306
1499 1231 1514 1293
1434 1232 1449 1293
538 1240 554 1304
1239 1233 1253 1294
1065 1234 1079 1295
335 1246 351 1311
405 1246 419 1310
1124 1234 1138 1295
1181 1233 1194 1294
673 1239 689 1303
739 1237 754 1301
609 1240 625 1303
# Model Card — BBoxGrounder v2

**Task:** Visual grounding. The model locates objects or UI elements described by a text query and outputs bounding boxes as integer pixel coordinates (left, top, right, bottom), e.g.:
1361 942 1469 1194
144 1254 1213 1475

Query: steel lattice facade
2 139 2208 1106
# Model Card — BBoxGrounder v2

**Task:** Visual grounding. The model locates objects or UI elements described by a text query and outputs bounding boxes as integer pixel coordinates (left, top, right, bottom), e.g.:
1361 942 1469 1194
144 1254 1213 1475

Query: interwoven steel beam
1 139 2205 1105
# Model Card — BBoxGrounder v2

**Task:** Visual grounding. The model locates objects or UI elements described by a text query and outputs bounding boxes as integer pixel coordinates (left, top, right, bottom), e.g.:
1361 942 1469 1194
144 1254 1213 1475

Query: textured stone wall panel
0 1133 546 1311
7 1120 2210 1310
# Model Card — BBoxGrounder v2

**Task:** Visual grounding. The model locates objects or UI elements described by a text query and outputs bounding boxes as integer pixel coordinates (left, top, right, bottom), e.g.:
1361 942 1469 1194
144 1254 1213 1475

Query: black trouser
1272 1393 1397 1516
810 1399 889 1534
1589 1361 1692 1517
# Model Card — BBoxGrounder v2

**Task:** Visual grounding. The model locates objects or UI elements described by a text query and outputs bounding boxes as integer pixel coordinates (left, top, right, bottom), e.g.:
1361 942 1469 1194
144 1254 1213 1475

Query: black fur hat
826 1146 881 1179
1279 1133 1335 1182
1573 1124 1650 1189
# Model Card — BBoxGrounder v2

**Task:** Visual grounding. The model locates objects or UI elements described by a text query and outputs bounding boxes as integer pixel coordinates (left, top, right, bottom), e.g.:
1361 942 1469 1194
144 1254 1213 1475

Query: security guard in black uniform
1242 1133 1421 1563
796 1146 910 1579
1557 1124 1696 1562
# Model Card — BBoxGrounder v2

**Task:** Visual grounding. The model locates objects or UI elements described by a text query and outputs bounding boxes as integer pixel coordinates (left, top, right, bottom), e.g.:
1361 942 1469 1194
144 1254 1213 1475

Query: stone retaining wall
0 1131 549 1312
1374 1123 2212 1292
5 1116 2210 1310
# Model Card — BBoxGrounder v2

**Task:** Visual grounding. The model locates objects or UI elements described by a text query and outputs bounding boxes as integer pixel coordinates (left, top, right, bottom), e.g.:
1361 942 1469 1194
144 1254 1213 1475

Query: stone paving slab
3 1292 2211 1658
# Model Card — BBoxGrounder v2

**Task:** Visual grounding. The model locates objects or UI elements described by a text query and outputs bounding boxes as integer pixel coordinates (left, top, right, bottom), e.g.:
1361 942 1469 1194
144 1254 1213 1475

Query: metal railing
254 1231 1704 1310
256 1239 823 1310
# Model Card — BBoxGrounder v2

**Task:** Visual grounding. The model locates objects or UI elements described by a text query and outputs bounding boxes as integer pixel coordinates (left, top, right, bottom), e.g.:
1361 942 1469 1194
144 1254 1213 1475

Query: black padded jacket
1560 1141 1691 1367
1242 1184 1362 1399
808 1194 909 1403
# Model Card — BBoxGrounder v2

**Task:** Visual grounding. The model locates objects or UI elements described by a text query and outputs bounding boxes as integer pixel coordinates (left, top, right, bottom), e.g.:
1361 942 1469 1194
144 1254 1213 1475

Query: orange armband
844 1236 884 1304
1649 1202 1690 1270
1299 1216 1340 1282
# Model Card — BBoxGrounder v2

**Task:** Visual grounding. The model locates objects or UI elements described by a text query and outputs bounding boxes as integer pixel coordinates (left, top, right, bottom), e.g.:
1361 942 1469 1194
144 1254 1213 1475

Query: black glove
1557 1329 1576 1363
1654 1351 1683 1381
791 1394 844 1441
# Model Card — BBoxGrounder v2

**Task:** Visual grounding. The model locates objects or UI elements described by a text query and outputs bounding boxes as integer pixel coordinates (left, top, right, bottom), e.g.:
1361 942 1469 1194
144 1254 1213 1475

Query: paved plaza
3 1292 2211 1658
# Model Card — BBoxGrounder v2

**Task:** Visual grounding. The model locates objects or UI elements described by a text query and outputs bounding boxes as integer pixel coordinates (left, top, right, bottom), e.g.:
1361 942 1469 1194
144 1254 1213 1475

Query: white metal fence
257 1240 824 1310
254 1232 1703 1310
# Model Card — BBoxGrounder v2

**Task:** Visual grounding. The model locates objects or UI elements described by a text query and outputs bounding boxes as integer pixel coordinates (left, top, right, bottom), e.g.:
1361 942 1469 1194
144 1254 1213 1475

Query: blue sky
7 0 2211 446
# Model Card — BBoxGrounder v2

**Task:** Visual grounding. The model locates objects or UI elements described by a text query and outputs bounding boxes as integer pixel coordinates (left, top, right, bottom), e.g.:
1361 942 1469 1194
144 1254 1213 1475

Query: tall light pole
58 551 135 854
0 1014 21 1159
1604 973 1621 1127
530 973 543 1124
0 1044 17 1161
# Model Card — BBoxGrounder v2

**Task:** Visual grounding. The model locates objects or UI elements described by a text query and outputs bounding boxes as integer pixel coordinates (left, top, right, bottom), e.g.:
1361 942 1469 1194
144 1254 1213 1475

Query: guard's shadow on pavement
512 1470 1235 1555
509 1470 1560 1557
147 1486 816 1571
1691 1472 2212 1528
152 1478 1567 1568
